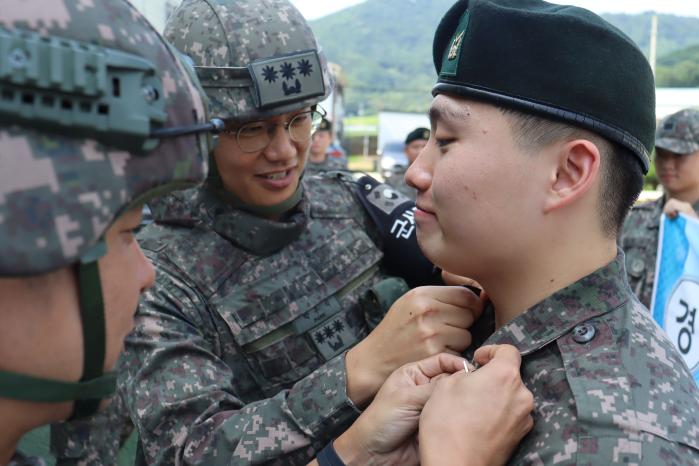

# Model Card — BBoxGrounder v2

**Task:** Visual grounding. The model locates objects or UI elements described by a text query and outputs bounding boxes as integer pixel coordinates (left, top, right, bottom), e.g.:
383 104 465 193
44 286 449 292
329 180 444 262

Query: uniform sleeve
49 392 133 466
120 265 361 466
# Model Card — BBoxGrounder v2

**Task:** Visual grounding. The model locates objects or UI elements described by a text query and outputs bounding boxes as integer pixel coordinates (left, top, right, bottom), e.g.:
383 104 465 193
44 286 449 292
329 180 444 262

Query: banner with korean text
651 213 699 385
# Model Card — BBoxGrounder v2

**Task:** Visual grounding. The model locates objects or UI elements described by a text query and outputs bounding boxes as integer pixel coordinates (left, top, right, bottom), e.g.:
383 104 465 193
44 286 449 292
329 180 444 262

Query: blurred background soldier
385 127 430 200
306 118 347 172
621 108 699 307
0 0 212 463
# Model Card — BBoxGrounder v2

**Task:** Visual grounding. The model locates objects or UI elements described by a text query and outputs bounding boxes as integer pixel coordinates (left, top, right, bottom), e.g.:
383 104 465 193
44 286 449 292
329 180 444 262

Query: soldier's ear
543 139 601 214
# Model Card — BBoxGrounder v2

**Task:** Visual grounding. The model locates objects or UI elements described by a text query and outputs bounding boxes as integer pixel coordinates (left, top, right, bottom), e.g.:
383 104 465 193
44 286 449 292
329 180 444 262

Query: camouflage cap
0 0 210 276
164 0 334 123
655 108 699 155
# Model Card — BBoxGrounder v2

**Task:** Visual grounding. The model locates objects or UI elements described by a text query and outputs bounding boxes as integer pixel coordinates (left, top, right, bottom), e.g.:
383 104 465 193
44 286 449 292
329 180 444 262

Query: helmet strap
69 257 110 419
0 242 115 419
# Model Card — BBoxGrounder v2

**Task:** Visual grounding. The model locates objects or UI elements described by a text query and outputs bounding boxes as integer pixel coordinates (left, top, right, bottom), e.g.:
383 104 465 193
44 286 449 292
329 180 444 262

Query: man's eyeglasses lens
230 110 323 153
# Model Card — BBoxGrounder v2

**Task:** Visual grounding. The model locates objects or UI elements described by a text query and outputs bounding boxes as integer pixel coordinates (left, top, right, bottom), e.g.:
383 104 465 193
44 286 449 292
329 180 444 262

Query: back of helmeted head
0 0 211 276
164 0 334 123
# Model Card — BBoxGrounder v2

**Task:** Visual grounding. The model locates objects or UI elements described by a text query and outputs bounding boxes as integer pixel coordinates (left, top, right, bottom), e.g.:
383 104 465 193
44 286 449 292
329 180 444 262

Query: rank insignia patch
249 50 325 109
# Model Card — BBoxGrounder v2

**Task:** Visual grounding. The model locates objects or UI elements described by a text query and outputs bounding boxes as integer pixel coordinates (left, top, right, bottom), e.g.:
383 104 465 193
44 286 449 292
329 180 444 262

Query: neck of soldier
0 399 69 463
308 150 327 164
0 403 28 464
665 184 699 205
477 215 617 329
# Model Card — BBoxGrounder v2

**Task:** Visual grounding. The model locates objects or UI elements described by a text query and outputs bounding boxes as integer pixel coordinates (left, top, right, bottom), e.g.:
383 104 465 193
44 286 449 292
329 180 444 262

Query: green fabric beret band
432 0 656 174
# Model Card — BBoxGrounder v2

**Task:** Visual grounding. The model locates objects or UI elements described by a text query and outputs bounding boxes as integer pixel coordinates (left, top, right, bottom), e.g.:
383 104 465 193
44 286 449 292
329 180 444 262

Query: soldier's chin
415 227 440 264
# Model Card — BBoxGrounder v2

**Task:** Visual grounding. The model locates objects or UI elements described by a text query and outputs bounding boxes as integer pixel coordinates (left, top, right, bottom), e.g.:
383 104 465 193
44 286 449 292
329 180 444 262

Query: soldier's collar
478 250 629 357
207 189 308 256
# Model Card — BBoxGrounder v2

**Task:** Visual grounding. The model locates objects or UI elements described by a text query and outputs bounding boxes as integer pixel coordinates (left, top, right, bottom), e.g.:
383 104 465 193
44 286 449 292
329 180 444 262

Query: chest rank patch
248 50 325 109
440 10 470 77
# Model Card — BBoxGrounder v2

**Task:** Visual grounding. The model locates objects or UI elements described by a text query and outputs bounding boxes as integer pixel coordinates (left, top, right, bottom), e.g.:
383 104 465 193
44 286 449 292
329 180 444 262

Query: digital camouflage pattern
305 156 347 173
65 173 407 466
163 0 333 123
8 452 47 466
0 0 209 276
468 251 699 465
655 108 699 155
619 197 699 308
50 391 133 465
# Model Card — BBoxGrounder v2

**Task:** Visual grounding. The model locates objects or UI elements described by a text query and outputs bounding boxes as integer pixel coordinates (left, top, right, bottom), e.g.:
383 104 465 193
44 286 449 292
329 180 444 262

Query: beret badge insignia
448 30 465 61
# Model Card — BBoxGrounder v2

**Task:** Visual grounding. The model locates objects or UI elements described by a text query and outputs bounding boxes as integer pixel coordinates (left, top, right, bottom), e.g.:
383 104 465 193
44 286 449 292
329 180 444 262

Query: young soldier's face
99 207 155 371
406 95 546 277
656 148 699 197
213 109 311 207
311 130 332 157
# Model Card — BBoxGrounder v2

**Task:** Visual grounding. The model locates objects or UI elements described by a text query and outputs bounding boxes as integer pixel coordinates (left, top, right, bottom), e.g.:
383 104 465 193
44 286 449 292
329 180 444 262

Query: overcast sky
290 0 699 20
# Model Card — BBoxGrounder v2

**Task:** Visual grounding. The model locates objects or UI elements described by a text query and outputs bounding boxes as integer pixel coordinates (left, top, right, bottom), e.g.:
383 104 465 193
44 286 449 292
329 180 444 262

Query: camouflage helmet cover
164 0 334 122
0 0 209 276
655 108 699 155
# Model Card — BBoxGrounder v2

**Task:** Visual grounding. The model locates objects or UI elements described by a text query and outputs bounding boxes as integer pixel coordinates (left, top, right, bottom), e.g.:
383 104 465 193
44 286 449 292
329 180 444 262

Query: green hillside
310 2 699 114
602 13 699 58
656 44 699 87
310 0 454 114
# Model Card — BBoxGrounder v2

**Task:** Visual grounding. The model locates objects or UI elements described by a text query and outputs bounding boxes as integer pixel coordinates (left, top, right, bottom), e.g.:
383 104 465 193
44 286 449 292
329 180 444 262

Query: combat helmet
164 0 334 123
0 0 220 418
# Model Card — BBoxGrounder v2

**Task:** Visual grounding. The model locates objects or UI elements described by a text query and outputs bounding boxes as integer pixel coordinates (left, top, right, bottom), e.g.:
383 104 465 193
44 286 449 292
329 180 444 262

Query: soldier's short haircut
499 107 643 238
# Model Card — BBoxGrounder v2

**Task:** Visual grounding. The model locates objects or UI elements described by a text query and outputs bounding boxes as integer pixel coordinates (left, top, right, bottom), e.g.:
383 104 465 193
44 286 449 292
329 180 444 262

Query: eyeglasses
221 108 325 153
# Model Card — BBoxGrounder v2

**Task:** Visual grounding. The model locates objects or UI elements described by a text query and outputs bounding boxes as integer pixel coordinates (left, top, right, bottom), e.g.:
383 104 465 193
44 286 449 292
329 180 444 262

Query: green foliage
310 3 699 113
656 45 699 87
310 0 454 114
602 13 699 58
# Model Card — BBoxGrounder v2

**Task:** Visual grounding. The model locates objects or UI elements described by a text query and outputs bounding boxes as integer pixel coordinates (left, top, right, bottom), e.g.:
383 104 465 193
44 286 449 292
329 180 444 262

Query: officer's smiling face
213 108 311 209
406 95 546 278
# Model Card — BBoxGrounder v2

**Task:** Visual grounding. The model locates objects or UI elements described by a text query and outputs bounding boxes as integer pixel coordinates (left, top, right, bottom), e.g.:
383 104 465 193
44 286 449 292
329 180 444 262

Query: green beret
432 0 655 173
406 127 431 145
317 117 332 132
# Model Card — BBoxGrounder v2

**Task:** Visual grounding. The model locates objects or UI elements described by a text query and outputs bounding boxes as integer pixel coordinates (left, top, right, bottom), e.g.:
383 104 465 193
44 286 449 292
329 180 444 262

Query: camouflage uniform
619 197 699 308
468 252 699 464
51 0 434 463
8 453 47 466
1 0 212 464
113 171 408 465
305 156 348 173
620 108 699 308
